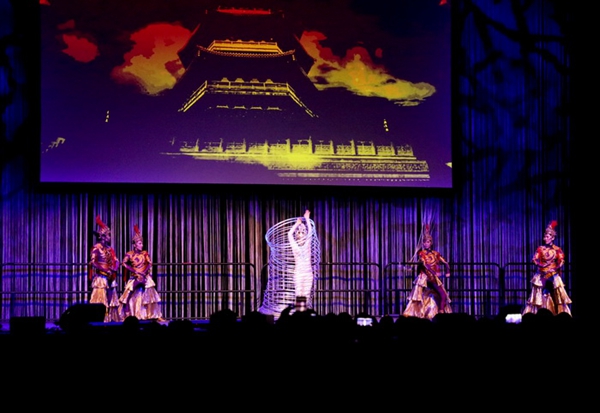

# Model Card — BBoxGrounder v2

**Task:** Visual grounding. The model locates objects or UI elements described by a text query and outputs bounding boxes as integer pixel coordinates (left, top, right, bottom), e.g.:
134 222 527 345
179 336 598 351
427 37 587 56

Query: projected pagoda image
40 0 451 188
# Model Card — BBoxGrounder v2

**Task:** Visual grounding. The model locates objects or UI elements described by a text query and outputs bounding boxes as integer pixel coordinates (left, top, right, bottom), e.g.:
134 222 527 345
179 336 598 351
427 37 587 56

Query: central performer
259 209 320 319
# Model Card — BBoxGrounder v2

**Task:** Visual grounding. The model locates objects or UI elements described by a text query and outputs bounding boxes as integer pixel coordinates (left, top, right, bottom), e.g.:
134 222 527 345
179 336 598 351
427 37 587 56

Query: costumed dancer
120 224 164 321
403 224 452 320
522 220 572 316
289 209 315 307
89 215 122 322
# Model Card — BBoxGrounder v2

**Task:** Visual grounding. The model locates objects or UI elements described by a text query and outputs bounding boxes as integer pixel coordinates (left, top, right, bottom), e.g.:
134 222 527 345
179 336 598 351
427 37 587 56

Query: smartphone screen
357 317 373 327
505 313 522 324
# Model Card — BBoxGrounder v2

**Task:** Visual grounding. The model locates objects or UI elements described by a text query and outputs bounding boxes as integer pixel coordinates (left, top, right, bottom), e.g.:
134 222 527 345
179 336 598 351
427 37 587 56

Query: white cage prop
259 216 321 318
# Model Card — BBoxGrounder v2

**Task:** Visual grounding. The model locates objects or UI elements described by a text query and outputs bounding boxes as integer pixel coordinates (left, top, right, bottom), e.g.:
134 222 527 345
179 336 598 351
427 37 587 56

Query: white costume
288 217 314 299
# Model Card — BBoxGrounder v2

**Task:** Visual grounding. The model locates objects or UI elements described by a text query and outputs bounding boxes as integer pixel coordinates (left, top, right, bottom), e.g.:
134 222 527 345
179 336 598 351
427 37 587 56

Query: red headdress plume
423 224 432 242
132 224 143 243
96 214 106 228
545 220 558 237
95 215 110 235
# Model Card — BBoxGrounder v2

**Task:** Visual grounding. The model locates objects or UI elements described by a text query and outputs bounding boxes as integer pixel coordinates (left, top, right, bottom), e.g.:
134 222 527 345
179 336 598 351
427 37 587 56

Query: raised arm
304 210 312 237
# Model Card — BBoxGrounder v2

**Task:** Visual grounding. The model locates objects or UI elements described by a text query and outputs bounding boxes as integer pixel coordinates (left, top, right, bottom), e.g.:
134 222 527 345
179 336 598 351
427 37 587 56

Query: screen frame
35 0 455 193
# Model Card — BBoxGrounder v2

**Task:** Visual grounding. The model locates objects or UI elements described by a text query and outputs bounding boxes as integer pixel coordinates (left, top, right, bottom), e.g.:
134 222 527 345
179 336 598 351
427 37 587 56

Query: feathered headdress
95 214 110 237
545 220 558 237
132 224 143 243
423 224 433 242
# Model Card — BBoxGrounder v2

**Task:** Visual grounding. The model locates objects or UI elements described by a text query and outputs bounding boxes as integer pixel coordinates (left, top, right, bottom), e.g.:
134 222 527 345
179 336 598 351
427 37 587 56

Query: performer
89 215 121 322
522 220 572 316
120 224 165 321
403 224 452 320
289 209 315 306
259 209 320 319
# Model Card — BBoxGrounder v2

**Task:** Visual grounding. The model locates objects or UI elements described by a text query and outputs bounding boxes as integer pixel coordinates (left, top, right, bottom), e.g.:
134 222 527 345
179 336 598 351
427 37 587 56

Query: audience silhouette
3 307 586 369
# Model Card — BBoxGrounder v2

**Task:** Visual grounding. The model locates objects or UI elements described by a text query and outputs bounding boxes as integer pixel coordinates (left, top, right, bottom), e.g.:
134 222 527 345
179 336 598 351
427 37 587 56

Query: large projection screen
40 0 452 189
